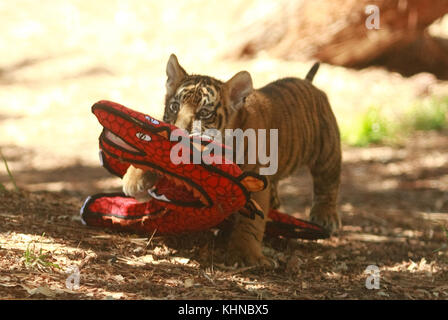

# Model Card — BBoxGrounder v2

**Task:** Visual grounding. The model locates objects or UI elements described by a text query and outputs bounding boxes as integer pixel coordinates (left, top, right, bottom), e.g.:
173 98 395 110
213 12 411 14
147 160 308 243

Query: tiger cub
123 54 341 267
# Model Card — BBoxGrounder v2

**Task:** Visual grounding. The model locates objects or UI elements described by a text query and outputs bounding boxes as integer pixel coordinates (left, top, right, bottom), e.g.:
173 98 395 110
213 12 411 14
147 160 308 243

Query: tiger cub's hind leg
309 155 342 234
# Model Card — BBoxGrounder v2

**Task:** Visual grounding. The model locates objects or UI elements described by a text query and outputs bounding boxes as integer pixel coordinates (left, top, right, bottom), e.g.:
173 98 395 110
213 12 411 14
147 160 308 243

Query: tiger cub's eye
170 102 180 113
198 109 213 119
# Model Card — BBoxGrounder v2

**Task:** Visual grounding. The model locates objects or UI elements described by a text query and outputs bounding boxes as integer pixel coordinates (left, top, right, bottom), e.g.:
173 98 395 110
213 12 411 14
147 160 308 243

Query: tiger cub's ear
223 71 253 112
166 54 188 97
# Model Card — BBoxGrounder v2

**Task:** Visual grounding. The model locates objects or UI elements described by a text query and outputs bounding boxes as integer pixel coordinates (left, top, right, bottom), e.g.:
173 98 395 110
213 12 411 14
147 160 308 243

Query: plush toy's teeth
165 174 180 187
173 178 183 186
199 194 208 206
192 188 202 199
181 180 208 205
145 168 207 205
192 186 209 205
147 189 171 202
182 180 193 191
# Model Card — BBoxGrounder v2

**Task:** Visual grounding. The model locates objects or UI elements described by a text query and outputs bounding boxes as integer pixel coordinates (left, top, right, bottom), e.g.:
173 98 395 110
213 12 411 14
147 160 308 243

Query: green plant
406 97 448 131
341 106 393 147
0 148 19 192
341 96 448 147
23 233 61 272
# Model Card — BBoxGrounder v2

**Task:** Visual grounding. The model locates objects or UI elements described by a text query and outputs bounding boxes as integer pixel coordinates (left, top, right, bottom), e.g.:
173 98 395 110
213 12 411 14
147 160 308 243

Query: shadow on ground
0 131 447 299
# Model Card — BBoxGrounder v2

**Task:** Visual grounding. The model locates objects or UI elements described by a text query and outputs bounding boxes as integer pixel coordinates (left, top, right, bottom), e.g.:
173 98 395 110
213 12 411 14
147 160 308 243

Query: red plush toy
80 100 329 239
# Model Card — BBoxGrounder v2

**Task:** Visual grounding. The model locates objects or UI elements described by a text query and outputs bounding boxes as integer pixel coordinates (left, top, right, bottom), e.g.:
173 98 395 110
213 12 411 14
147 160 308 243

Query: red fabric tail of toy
266 209 330 240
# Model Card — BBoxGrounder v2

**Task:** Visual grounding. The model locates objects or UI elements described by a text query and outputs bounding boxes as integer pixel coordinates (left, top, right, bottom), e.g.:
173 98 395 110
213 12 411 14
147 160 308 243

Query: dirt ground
1 1 448 300
1 130 447 300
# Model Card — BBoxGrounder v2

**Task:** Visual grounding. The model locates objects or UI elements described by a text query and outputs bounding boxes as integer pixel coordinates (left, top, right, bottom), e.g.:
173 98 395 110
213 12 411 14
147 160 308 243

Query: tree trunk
228 0 448 72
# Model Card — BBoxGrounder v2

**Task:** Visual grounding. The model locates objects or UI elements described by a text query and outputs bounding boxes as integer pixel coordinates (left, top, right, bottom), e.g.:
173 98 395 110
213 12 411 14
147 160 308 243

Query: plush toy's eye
136 132 151 141
170 102 180 113
198 109 213 120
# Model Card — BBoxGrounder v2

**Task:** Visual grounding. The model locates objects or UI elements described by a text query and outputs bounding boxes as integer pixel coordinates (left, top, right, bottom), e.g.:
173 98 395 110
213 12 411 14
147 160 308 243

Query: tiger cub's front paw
225 233 276 268
122 166 158 202
225 246 275 268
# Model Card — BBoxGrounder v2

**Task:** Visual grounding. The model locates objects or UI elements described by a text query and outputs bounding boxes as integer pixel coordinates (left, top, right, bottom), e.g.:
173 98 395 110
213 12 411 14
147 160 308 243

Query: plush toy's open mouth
145 169 210 208
99 118 212 208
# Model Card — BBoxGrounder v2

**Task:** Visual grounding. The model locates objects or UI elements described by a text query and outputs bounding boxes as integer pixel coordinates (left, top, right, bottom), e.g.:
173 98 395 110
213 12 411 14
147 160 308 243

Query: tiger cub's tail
305 62 320 82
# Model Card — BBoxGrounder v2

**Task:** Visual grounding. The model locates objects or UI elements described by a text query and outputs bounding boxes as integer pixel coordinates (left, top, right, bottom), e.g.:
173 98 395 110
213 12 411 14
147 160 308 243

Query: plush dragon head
81 100 330 239
82 100 266 234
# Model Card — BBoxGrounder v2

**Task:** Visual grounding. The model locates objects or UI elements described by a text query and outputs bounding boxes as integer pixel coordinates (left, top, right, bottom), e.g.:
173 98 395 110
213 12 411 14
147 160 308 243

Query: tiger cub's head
163 54 253 133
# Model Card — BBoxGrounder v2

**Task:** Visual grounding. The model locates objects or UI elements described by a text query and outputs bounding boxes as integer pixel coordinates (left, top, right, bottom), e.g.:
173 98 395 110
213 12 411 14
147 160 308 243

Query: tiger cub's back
257 77 341 180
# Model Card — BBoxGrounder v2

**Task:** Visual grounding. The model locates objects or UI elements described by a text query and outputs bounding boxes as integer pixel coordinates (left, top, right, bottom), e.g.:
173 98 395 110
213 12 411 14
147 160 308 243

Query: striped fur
125 54 342 266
